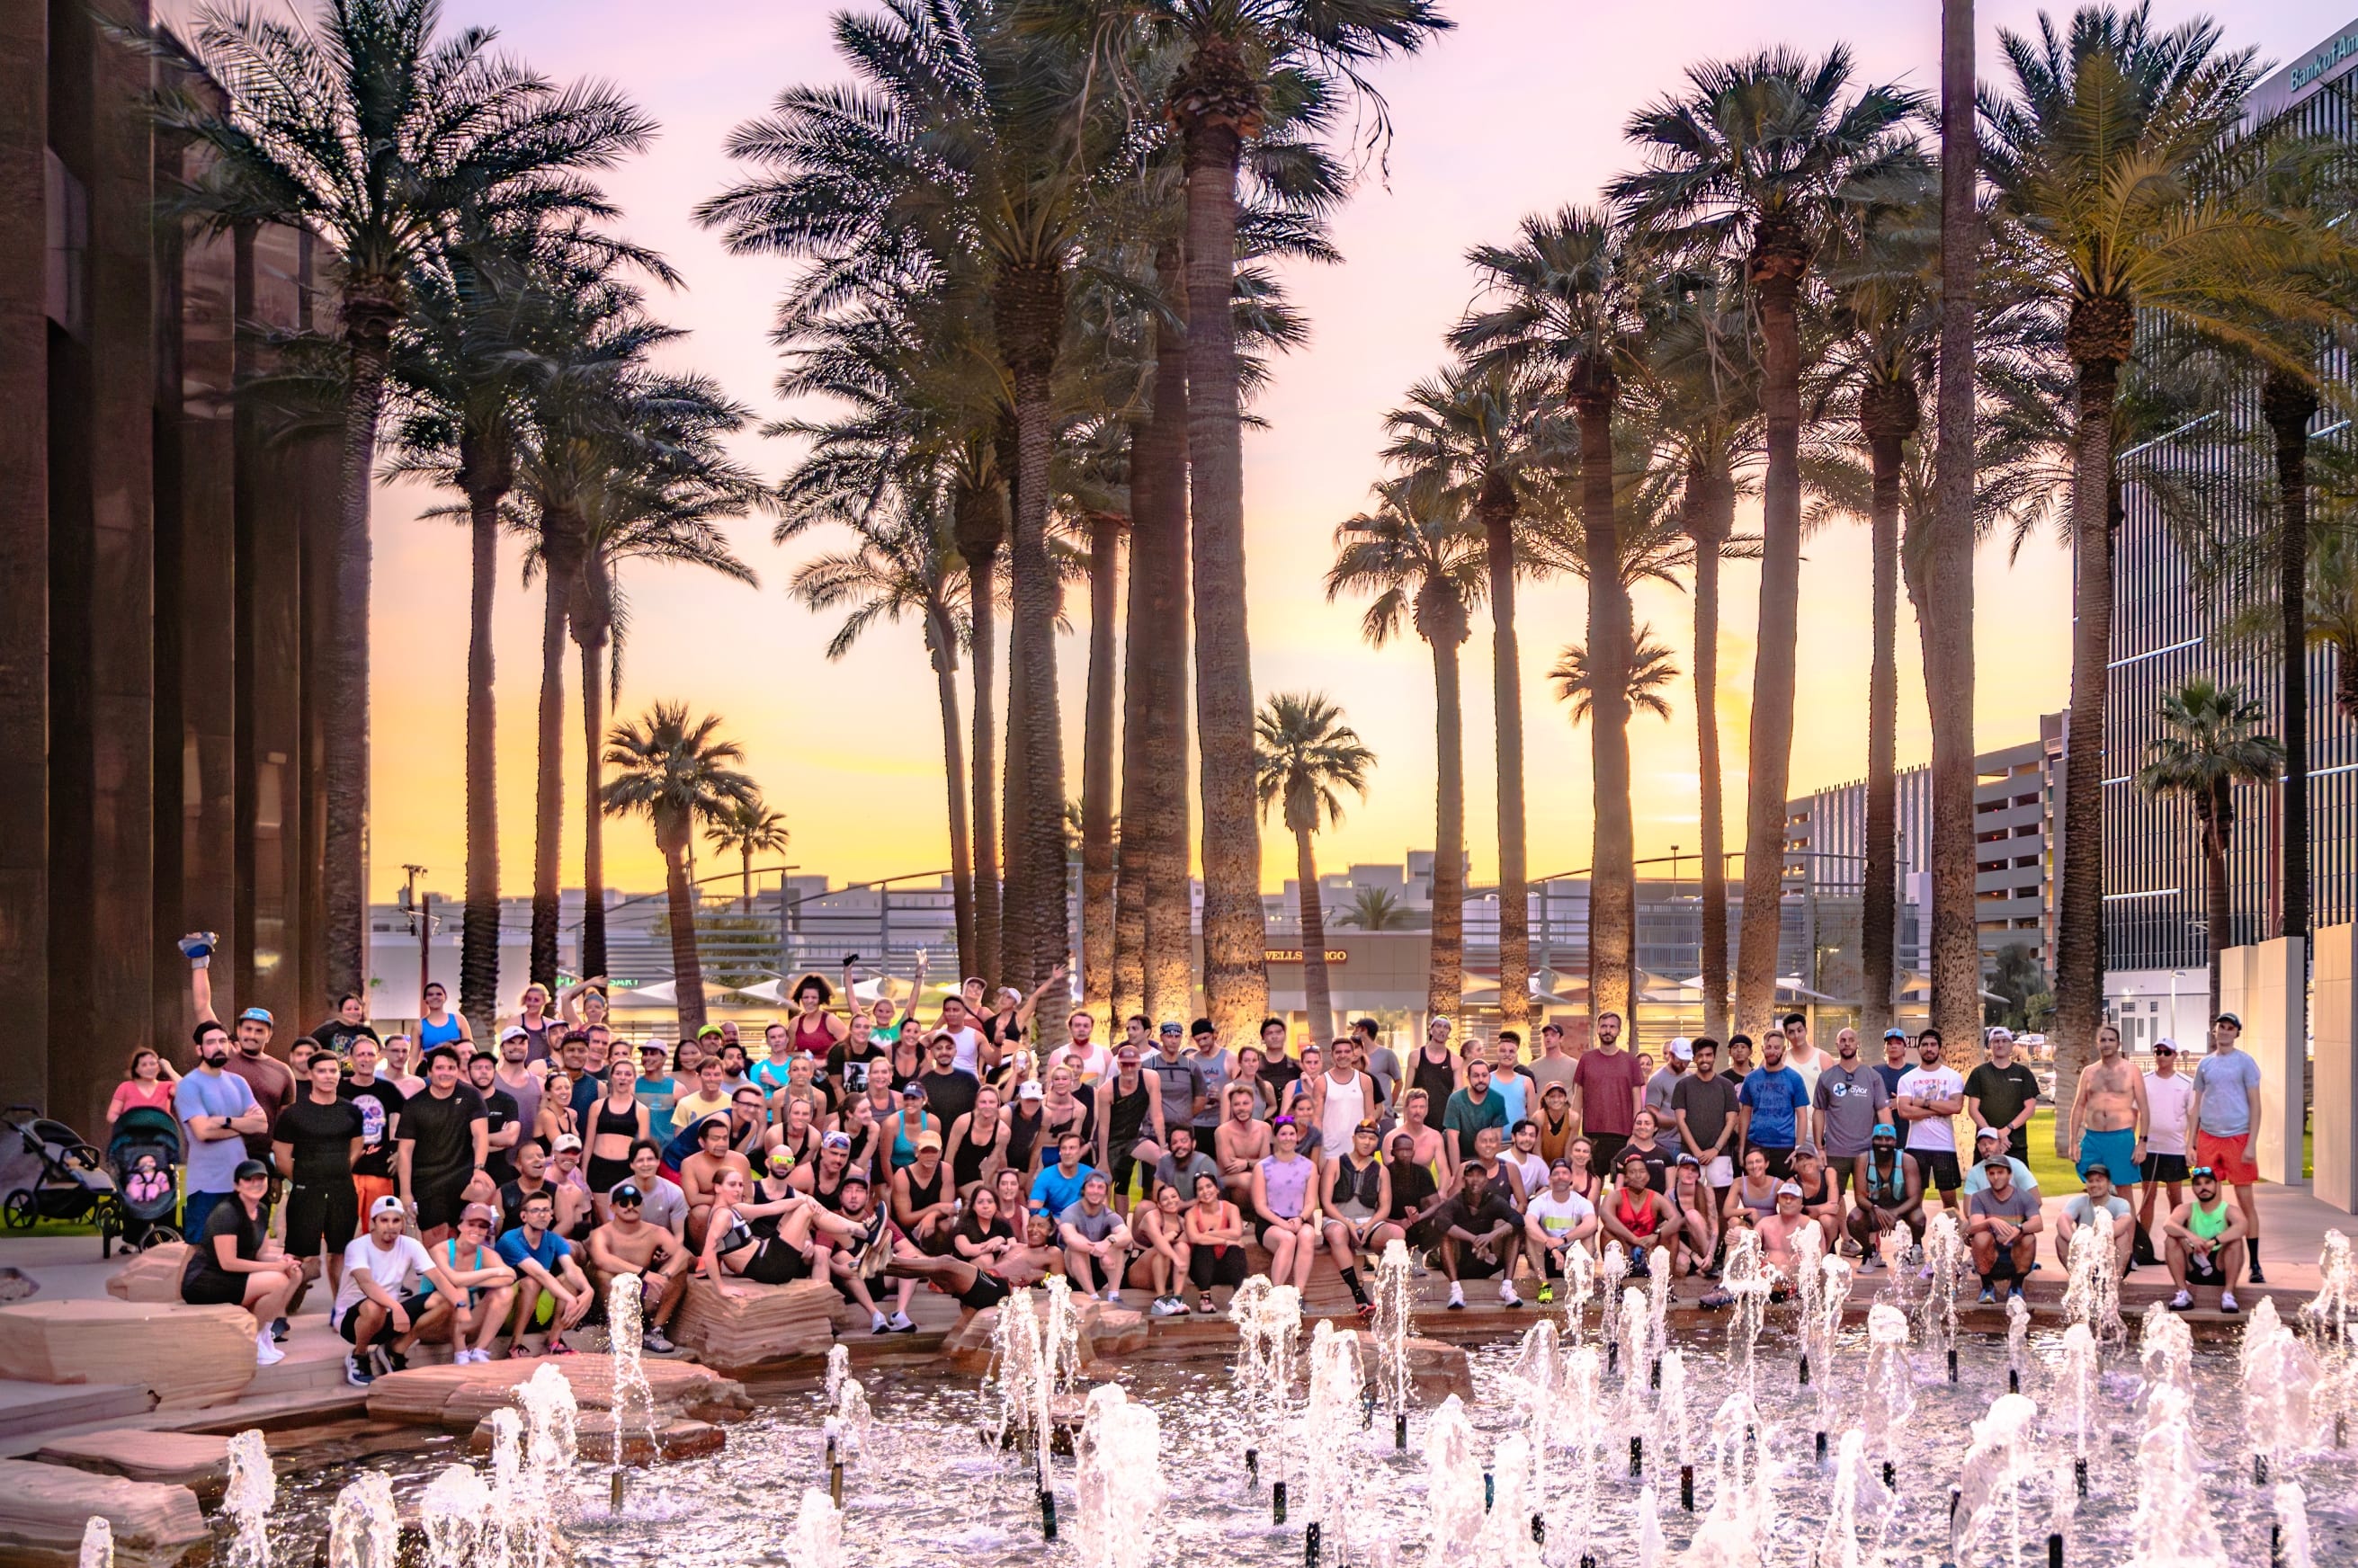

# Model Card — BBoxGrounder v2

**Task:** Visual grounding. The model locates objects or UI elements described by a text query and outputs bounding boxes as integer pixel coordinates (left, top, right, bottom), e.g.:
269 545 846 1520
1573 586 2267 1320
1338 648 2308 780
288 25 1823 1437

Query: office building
1 1 342 1134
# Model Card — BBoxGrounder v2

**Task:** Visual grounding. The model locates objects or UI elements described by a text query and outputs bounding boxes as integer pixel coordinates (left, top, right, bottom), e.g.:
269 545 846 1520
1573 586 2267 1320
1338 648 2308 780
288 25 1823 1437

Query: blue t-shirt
1738 1067 1809 1149
2192 1049 2263 1136
1491 1072 1529 1126
1029 1162 1100 1216
635 1074 678 1141
175 1069 258 1192
496 1227 573 1274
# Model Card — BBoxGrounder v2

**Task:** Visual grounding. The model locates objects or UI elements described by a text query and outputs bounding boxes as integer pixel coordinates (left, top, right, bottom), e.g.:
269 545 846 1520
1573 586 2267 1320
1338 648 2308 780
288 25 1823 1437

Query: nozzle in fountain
1630 1436 1643 1476
1304 1521 1320 1566
1273 1481 1288 1525
1680 1464 1694 1511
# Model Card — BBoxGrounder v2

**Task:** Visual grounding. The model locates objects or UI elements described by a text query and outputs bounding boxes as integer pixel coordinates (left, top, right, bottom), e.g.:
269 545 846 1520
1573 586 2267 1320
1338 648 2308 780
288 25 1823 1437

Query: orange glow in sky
355 0 2349 902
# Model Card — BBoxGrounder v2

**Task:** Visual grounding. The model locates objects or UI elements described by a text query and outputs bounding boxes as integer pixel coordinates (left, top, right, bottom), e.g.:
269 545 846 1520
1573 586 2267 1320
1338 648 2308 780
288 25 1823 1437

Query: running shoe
870 1312 890 1335
271 1315 290 1343
642 1326 675 1354
2219 1291 2240 1314
1103 1288 1122 1305
344 1353 373 1388
1196 1295 1218 1314
2247 1261 2267 1285
255 1330 284 1368
1537 1281 1555 1305
1977 1286 1996 1305
2167 1290 2193 1312
1446 1282 1466 1310
1498 1280 1522 1308
887 1312 916 1333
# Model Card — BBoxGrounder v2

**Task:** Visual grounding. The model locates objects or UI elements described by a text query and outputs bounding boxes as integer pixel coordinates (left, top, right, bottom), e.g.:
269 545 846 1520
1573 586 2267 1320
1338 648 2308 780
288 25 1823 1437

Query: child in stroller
107 1106 186 1252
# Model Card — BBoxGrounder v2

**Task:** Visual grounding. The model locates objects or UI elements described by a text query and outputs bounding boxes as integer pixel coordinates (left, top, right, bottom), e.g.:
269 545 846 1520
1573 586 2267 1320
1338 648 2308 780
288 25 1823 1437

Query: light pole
401 864 429 1016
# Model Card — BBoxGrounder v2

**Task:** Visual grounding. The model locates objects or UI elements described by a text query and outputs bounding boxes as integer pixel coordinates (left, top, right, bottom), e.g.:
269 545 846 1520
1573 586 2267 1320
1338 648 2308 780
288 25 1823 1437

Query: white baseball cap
369 1196 406 1220
1668 1038 1693 1062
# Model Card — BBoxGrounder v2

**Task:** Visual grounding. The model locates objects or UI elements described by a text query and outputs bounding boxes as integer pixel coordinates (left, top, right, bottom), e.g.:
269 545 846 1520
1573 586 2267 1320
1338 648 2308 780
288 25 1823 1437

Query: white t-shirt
1787 1051 1825 1105
332 1233 435 1325
1045 1040 1113 1089
1505 1150 1550 1201
2142 1071 2193 1156
1897 1065 1965 1153
1525 1190 1596 1238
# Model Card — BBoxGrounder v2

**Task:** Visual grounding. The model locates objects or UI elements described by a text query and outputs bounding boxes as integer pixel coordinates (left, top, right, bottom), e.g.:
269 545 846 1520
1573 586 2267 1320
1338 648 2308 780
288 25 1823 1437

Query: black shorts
743 1238 813 1286
1916 1150 1962 1192
1586 1132 1628 1172
1447 1243 1506 1279
1253 1216 1307 1248
181 1270 247 1307
2184 1246 2229 1285
1110 1148 1143 1198
414 1174 471 1233
285 1180 358 1257
955 1269 1012 1313
1403 1216 1445 1253
585 1154 631 1194
2141 1152 2190 1185
1190 1245 1248 1290
338 1289 434 1343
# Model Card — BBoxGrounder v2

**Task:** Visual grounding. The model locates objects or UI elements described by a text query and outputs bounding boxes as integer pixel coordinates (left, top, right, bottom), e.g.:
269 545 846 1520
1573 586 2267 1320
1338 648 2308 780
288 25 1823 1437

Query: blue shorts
2077 1126 2137 1183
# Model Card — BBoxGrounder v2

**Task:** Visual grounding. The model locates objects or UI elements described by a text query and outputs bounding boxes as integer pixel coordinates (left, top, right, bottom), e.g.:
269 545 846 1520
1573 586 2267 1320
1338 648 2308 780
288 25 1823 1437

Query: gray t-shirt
1058 1202 1121 1245
1668 1073 1742 1156
1969 1184 2041 1225
1364 1047 1402 1112
1151 1149 1219 1198
1189 1050 1232 1132
2192 1049 2262 1136
1643 1066 1684 1116
2063 1192 2130 1226
1526 1054 1580 1099
1146 1052 1208 1127
1812 1063 1892 1158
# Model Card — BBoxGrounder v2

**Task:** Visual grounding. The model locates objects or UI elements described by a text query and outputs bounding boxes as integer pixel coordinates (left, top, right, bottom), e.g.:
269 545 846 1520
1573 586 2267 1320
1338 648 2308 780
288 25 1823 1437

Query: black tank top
1108 1077 1150 1151
902 1161 947 1215
953 1118 1005 1190
749 1177 795 1239
1411 1048 1457 1111
594 1096 639 1139
1332 1153 1383 1211
813 1165 847 1214
1005 1104 1043 1172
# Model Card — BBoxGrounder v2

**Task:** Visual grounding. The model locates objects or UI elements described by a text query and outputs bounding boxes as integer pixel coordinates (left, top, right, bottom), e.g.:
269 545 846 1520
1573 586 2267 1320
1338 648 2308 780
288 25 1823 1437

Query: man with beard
175 1018 268 1229
396 1047 489 1244
183 936 292 1165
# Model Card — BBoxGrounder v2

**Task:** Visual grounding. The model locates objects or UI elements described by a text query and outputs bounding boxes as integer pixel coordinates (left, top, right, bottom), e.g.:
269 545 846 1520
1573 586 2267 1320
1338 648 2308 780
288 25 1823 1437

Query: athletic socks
1342 1267 1368 1307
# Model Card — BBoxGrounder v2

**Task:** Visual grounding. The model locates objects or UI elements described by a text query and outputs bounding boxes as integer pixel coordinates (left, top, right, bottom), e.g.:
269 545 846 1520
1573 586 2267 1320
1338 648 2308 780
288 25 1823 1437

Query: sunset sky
348 0 2354 903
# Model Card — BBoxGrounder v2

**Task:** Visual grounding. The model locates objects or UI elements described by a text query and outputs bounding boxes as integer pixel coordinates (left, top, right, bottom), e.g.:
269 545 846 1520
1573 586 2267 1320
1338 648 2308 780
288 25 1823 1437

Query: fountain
2057 1321 2099 1487
1559 1344 1605 1561
1597 1243 1629 1365
1561 1234 1596 1342
2060 1218 2124 1342
2300 1231 2357 1444
1476 1434 1541 1568
77 1517 110 1568
1682 1393 1774 1567
824 1342 850 1405
2129 1377 2224 1567
1656 1346 1693 1494
1719 1229 1771 1394
2005 1293 2031 1392
1370 1239 1416 1432
1922 1209 1967 1379
1648 1246 1673 1377
1862 1304 1916 1490
1299 1322 1363 1563
1635 1483 1666 1568
324 1472 399 1568
1074 1383 1165 1568
509 1362 578 1568
1230 1277 1302 1499
221 1429 274 1568
1952 1393 2040 1568
1424 1394 1486 1559
605 1271 659 1474
789 1487 844 1568
2241 1296 2320 1483
417 1465 495 1568
1812 1427 1871 1568
1618 1285 1650 1411
989 1283 1047 1458
2273 1482 2315 1568
1806 1255 1853 1447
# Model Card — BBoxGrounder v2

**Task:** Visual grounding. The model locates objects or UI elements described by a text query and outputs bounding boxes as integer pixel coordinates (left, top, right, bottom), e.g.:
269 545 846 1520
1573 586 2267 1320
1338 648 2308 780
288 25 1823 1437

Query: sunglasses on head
2189 1167 2216 1180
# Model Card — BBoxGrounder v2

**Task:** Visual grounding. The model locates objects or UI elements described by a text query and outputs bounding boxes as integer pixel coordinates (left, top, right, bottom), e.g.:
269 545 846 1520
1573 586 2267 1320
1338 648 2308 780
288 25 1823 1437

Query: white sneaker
255 1331 285 1368
1103 1288 1122 1305
870 1311 890 1334
1447 1282 1466 1309
1499 1279 1522 1308
886 1312 916 1333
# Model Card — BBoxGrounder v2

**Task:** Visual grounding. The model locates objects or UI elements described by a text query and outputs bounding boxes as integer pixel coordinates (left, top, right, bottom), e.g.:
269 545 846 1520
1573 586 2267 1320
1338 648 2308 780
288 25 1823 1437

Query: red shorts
2193 1129 2258 1188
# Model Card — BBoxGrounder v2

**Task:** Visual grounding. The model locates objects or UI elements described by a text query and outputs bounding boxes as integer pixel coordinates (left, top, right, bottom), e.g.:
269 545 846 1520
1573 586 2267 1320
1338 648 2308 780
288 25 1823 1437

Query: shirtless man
2067 1022 2147 1217
585 1181 692 1353
1755 1181 1814 1292
1212 1081 1270 1206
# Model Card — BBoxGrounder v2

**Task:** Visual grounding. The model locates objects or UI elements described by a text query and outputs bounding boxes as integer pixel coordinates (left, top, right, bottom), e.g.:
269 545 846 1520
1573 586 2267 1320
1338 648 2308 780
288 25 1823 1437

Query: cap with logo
238 1007 275 1027
1667 1038 1693 1062
611 1182 644 1204
554 1132 584 1152
1016 1082 1045 1101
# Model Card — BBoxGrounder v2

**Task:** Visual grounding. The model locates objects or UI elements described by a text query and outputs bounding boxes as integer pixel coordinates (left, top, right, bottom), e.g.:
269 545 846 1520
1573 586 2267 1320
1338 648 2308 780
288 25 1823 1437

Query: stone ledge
0 1458 209 1568
31 1432 231 1500
0 1302 255 1411
366 1354 754 1434
104 1249 191 1306
670 1278 841 1373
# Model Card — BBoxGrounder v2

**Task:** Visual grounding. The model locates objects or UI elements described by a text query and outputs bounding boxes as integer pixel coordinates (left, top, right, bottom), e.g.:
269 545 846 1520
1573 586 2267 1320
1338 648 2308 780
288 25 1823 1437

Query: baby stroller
0 1105 127 1253
105 1106 183 1253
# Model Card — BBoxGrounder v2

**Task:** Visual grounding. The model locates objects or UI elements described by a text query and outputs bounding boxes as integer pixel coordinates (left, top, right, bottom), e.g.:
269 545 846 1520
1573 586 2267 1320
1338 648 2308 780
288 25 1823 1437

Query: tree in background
707 800 790 911
1255 693 1377 1042
2133 679 2283 1017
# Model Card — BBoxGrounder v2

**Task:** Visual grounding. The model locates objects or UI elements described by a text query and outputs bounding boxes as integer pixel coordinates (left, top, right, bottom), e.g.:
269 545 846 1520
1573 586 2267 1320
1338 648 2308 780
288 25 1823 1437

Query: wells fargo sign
1264 949 1349 965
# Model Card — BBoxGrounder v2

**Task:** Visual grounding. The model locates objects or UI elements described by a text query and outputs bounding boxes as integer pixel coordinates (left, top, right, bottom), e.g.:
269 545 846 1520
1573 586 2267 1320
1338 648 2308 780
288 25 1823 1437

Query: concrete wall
2317 924 2356 1215
2218 936 2308 1186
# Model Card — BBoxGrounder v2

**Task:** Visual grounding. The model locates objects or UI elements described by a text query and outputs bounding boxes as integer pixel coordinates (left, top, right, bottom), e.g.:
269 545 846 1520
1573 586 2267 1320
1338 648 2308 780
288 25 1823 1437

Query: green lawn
2018 1108 2312 1190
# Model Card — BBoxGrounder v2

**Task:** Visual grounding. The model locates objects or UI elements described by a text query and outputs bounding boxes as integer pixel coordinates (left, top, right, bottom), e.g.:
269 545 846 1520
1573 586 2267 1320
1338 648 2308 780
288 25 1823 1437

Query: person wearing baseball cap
1961 1126 2039 1203
179 1157 304 1367
330 1194 451 1385
585 1180 692 1353
2189 1009 2267 1282
1966 1145 2041 1304
423 1202 516 1364
1872 1028 1913 1098
1964 1025 2040 1165
1847 1123 1923 1272
2137 1038 2193 1257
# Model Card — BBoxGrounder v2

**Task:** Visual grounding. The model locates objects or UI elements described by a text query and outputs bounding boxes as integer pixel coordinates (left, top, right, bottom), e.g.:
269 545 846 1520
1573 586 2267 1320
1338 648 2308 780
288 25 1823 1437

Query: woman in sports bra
1563 1137 1604 1204
788 975 848 1058
835 1099 882 1184
586 1058 652 1196
1534 1082 1577 1164
699 1168 865 1290
946 1084 1009 1197
1723 1145 1780 1227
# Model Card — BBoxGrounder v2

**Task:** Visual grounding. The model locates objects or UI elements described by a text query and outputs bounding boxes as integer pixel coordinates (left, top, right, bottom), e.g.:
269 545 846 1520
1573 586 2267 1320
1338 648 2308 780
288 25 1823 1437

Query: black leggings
1189 1244 1248 1290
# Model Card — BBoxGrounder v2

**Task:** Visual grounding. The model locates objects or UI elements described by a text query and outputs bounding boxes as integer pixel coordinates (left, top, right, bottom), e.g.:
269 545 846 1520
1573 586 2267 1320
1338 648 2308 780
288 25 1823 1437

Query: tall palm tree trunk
925 611 978 976
1577 396 1636 1031
662 838 708 1036
460 462 505 1035
1081 513 1122 1024
1861 401 1908 1043
323 321 394 999
2264 372 2316 943
998 265 1070 989
1690 461 1734 1042
2052 351 2121 1151
2202 796 2230 1018
955 484 1003 985
1294 826 1335 1041
1480 481 1531 1030
1927 0 1984 1071
1127 277 1195 1023
1180 74 1270 1038
1428 625 1468 1022
1734 262 1808 1039
576 618 608 980
530 573 568 986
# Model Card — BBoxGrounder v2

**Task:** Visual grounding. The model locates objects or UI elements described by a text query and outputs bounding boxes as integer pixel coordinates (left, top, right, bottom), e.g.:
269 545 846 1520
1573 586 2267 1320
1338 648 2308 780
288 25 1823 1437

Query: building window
45 149 88 336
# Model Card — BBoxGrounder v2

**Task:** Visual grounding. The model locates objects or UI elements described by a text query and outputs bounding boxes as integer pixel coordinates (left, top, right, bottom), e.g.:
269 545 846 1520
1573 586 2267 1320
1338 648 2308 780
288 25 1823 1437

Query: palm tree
603 703 760 1036
2312 530 2358 726
790 505 980 970
1326 486 1485 1021
1981 3 2348 1111
1255 693 1377 1041
1045 0 1453 1039
1612 47 1919 1038
707 800 791 911
2133 680 2283 1016
1337 886 1418 931
1454 207 1657 1029
1380 362 1560 1032
142 0 656 997
1549 628 1681 725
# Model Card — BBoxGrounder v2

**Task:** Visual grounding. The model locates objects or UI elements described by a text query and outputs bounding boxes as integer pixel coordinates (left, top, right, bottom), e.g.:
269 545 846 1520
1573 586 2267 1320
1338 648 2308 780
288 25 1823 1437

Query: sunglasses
612 1196 644 1208
2189 1167 2216 1180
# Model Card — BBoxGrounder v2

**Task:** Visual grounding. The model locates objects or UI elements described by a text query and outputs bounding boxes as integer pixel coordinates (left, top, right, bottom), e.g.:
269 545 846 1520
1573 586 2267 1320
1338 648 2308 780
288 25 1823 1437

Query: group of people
142 933 2282 1376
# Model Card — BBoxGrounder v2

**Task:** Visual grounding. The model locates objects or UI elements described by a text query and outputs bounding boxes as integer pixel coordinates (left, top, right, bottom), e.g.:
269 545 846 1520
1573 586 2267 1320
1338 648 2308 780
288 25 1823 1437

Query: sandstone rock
0 1459 208 1568
669 1278 838 1372
470 1413 725 1464
32 1433 230 1499
367 1354 753 1433
1339 1331 1474 1405
103 1248 191 1305
0 1302 252 1410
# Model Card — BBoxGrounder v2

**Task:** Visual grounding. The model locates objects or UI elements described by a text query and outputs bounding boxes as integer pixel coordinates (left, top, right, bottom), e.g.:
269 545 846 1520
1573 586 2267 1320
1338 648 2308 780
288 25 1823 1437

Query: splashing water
1657 1347 1693 1471
1953 1393 2041 1568
1598 1242 1629 1354
1862 1304 1916 1475
2061 1217 2124 1341
417 1464 495 1568
77 1517 111 1568
1074 1383 1166 1568
1634 1483 1665 1568
1559 1345 1606 1562
222 1429 275 1568
1424 1394 1486 1559
1371 1240 1416 1418
990 1284 1047 1466
1619 1285 1651 1418
1809 1254 1854 1437
2127 1379 2224 1568
1648 1246 1672 1370
2058 1322 2100 1462
1561 1235 1596 1343
1300 1322 1363 1561
1683 1393 1775 1568
1812 1427 1871 1568
2273 1482 2316 1568
823 1343 850 1405
833 1375 874 1462
1793 1219 1825 1321
510 1362 579 1568
606 1271 658 1471
2005 1293 2031 1385
1719 1228 1771 1394
2242 1296 2321 1474
1920 1209 1967 1363
1476 1433 1541 1568
325 1471 399 1568
2140 1303 2193 1403
789 1488 844 1568
2301 1231 2358 1439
